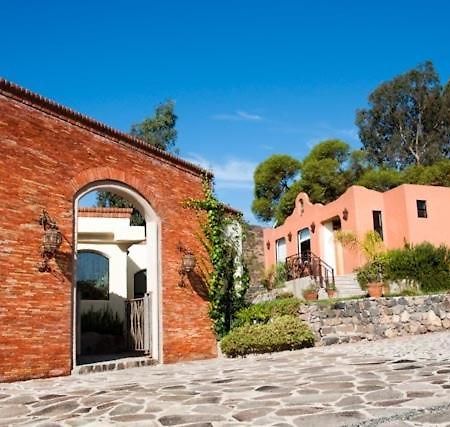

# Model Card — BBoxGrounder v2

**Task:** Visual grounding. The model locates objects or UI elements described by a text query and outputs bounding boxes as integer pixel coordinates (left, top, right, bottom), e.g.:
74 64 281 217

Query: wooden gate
125 293 151 354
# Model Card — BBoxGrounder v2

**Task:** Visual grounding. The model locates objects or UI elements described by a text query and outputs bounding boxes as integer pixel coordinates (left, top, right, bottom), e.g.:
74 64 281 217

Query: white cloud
211 110 263 122
185 154 256 189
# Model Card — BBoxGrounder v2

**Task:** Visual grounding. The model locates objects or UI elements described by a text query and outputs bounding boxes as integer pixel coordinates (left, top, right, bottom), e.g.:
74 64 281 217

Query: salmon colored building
263 184 450 280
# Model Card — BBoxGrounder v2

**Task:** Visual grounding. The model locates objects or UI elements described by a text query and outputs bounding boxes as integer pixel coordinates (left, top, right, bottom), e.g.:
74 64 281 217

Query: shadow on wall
51 239 73 283
185 270 209 300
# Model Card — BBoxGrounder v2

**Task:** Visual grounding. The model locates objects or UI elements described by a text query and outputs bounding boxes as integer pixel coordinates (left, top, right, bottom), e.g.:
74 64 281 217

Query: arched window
134 269 147 299
76 251 109 300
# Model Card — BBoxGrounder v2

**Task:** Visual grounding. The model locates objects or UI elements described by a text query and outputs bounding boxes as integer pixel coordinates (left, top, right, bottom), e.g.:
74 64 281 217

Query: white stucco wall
77 216 147 322
127 242 149 298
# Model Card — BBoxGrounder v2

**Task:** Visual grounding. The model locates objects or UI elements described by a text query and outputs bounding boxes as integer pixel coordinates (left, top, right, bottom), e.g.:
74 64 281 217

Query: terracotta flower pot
303 291 318 301
367 282 383 298
326 289 337 299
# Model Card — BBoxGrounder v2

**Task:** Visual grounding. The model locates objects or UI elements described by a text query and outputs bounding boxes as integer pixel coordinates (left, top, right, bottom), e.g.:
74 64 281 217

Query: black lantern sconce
178 244 196 287
310 222 316 233
266 240 271 250
287 231 292 242
342 208 349 221
38 210 62 272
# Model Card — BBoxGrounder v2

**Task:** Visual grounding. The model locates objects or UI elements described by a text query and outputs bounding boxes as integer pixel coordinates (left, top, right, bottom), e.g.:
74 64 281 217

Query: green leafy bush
355 255 387 289
261 263 287 290
221 315 315 357
233 297 301 327
385 243 450 293
81 306 124 336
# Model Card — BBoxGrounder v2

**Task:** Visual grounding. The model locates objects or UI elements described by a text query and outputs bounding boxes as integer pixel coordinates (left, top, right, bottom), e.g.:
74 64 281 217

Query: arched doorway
73 180 161 366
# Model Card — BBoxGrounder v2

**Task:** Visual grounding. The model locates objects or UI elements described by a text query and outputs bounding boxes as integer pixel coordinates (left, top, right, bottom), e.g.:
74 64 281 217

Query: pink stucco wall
263 184 450 276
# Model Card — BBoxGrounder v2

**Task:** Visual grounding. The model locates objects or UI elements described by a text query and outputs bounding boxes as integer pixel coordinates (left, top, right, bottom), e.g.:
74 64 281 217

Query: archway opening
73 181 160 367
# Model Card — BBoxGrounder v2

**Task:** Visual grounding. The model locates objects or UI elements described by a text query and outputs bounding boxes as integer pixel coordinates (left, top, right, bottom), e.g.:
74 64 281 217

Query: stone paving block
2 332 450 425
292 410 366 426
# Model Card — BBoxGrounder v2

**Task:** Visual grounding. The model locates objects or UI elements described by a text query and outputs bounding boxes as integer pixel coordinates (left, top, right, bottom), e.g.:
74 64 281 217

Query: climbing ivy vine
185 176 250 338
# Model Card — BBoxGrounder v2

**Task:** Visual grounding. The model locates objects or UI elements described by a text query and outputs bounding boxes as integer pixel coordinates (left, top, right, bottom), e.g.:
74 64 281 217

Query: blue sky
2 1 450 223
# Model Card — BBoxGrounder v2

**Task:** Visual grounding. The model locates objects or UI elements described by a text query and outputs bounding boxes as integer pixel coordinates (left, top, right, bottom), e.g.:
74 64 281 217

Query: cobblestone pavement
1 332 450 426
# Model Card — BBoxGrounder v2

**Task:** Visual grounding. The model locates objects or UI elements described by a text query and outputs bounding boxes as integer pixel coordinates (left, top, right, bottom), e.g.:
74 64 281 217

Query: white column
146 221 160 361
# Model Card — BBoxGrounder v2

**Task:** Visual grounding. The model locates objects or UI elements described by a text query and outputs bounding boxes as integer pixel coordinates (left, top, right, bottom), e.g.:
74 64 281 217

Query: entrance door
321 217 343 274
297 228 311 262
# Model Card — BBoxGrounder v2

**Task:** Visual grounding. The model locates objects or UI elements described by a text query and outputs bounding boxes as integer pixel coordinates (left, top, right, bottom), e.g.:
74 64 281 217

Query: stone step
73 356 156 375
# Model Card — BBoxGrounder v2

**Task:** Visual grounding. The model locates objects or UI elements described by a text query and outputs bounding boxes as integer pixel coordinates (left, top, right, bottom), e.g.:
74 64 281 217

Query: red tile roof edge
0 77 213 179
78 207 134 218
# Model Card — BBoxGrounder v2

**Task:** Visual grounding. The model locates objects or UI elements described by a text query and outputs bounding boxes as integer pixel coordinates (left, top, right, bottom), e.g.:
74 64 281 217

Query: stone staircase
334 274 365 298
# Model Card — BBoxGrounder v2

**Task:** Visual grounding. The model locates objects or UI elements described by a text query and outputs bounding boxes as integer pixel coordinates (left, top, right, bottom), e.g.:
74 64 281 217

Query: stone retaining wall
299 294 450 346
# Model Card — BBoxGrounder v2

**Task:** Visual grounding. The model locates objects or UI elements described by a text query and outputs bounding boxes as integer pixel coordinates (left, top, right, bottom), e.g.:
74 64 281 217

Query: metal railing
125 293 151 354
285 252 335 287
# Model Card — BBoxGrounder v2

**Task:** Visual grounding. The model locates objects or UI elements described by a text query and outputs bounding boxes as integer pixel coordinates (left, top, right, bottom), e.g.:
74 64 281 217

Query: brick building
0 79 217 382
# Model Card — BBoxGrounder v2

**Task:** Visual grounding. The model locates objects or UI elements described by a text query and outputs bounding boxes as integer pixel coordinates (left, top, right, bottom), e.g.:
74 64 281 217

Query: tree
440 81 450 157
251 155 301 222
299 139 351 204
357 168 403 192
356 61 448 169
402 159 450 187
97 99 178 217
96 191 145 226
130 100 178 152
252 140 361 224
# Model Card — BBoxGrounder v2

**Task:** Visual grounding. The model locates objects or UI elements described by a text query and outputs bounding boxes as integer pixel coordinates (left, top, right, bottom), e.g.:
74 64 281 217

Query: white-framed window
275 237 287 264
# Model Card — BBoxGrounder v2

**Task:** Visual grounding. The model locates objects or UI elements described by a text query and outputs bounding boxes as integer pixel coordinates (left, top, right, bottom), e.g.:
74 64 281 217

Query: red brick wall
0 92 217 382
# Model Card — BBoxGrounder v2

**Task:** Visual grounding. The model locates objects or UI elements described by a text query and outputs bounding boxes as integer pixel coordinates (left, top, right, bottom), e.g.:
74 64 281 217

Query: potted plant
355 256 386 298
335 230 387 298
325 282 337 299
302 282 319 301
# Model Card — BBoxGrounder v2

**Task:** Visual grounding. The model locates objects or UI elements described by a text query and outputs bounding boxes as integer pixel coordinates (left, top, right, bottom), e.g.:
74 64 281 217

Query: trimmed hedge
233 297 302 327
221 315 315 357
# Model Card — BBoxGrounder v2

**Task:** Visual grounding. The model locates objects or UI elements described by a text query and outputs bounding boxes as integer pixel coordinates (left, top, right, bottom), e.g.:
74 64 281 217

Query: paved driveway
1 332 450 426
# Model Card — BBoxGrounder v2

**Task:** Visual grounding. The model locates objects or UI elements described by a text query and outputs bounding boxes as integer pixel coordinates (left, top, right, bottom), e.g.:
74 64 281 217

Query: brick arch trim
68 167 160 214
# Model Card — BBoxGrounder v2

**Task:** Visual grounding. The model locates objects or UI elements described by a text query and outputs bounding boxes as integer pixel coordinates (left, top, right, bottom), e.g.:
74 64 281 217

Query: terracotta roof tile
78 207 134 218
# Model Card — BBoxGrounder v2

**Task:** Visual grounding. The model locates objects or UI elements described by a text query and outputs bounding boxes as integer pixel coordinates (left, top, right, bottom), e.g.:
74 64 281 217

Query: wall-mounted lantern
266 240 271 250
287 231 292 242
38 210 62 272
177 244 196 287
181 251 196 273
310 222 316 233
342 208 349 221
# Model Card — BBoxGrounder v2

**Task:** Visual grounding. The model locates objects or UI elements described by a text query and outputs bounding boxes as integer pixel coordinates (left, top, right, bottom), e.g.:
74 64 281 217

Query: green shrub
233 297 301 327
261 263 287 290
221 315 315 357
385 243 450 293
81 306 124 336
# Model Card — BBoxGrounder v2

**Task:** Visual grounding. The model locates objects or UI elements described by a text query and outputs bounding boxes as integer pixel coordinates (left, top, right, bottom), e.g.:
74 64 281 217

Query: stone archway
73 180 161 366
